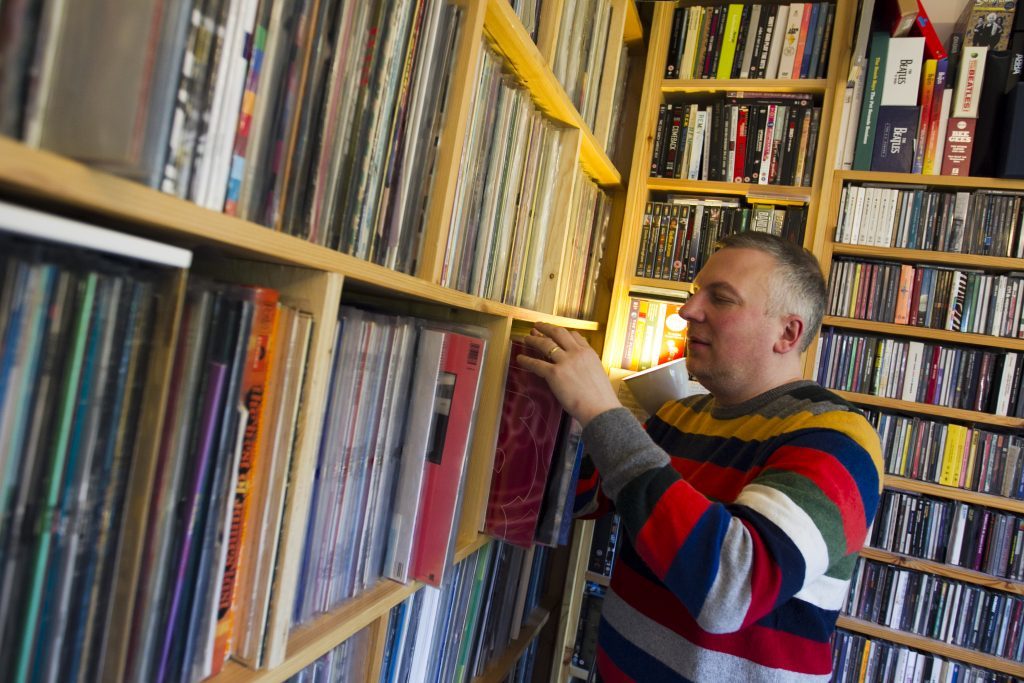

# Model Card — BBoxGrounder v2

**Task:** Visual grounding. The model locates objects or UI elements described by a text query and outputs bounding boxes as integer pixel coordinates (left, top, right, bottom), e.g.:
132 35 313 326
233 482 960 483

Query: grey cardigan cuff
581 407 671 501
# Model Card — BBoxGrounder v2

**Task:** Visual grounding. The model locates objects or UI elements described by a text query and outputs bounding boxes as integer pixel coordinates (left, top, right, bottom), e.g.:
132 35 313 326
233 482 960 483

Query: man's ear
773 315 804 354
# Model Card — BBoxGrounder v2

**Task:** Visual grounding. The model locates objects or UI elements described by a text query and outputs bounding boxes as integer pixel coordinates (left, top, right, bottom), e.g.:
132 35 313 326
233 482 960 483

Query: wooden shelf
835 170 1024 192
585 571 611 586
856 548 1024 593
832 391 1024 429
884 476 1024 515
628 277 695 296
858 548 1024 596
623 0 642 46
822 316 1024 351
645 176 813 200
212 534 494 683
213 580 420 683
483 0 621 187
835 616 1024 678
472 600 555 683
660 78 828 94
0 137 600 331
828 243 1024 270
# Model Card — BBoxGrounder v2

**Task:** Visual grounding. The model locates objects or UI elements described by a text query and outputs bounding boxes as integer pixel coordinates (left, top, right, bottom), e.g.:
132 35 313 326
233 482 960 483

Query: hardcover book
941 117 978 176
871 105 919 173
410 328 486 586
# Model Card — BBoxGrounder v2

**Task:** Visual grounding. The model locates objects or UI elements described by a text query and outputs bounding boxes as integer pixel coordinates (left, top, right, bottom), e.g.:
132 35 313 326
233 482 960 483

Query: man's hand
518 322 621 427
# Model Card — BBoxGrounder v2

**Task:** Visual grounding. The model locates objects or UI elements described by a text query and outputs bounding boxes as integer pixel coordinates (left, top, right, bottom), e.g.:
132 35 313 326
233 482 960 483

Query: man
520 232 882 682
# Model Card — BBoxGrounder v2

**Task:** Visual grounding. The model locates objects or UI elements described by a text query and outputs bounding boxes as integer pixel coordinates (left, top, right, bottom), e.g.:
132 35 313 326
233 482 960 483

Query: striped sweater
576 381 882 683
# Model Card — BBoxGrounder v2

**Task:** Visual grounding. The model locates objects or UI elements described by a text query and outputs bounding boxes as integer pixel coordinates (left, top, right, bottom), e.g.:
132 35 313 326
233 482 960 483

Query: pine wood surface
883 477 1024 515
660 78 829 94
482 0 621 186
472 600 556 683
821 317 1024 351
858 548 1024 596
833 391 1024 430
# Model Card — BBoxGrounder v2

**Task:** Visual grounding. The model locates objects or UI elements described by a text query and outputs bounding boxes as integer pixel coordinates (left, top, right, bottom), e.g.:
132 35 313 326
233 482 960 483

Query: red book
912 0 948 59
658 306 687 365
733 106 749 182
485 340 566 548
941 117 977 176
410 329 485 586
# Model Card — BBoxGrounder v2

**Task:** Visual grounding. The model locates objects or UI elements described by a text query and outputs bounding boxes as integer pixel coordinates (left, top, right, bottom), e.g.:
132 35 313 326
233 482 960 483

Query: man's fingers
516 353 552 376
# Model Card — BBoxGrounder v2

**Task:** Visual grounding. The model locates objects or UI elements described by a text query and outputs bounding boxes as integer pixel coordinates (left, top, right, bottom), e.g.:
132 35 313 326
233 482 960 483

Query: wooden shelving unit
0 0 640 681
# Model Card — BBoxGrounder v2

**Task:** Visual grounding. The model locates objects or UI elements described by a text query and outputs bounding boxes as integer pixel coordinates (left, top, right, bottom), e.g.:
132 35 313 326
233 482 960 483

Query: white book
765 4 792 79
680 103 699 180
976 275 993 335
835 63 860 170
835 185 850 242
991 275 1008 336
889 570 909 627
689 108 707 180
407 586 442 680
701 106 712 181
947 503 968 566
997 353 1019 415
1012 279 1024 337
774 4 806 79
883 188 901 247
679 7 703 79
902 340 925 402
0 201 191 268
880 37 925 106
198 0 260 210
758 104 777 185
872 187 889 247
929 88 953 173
857 187 874 246
725 105 737 182
952 45 988 118
848 185 867 245
383 328 446 583
739 5 761 79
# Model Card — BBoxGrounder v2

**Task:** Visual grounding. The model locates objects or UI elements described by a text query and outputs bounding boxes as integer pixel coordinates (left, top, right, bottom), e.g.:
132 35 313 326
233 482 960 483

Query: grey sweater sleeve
581 407 671 500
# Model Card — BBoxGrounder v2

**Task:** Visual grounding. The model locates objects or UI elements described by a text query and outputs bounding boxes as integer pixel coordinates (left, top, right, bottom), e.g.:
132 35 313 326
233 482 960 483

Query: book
885 0 918 37
872 105 919 173
212 285 280 671
410 328 485 587
941 118 978 176
881 37 925 106
971 49 1012 177
999 82 1024 177
912 0 948 59
854 32 891 170
485 340 566 548
953 46 989 118
31 0 193 187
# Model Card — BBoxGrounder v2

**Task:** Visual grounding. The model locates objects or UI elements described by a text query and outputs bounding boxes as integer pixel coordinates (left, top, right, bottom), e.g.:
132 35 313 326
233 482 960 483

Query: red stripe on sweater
768 445 868 554
634 479 712 578
739 518 784 627
611 560 832 674
671 458 765 502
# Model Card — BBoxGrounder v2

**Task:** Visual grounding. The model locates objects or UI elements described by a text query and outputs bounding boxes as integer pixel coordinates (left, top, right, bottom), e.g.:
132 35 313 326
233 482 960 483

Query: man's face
679 247 787 400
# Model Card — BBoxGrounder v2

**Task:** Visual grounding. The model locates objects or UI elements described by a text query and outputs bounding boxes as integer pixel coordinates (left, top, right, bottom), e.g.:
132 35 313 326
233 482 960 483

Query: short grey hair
715 232 826 352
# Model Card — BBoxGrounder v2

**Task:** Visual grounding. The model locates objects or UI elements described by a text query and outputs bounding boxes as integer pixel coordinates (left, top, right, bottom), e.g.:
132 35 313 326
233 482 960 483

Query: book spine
213 287 279 671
